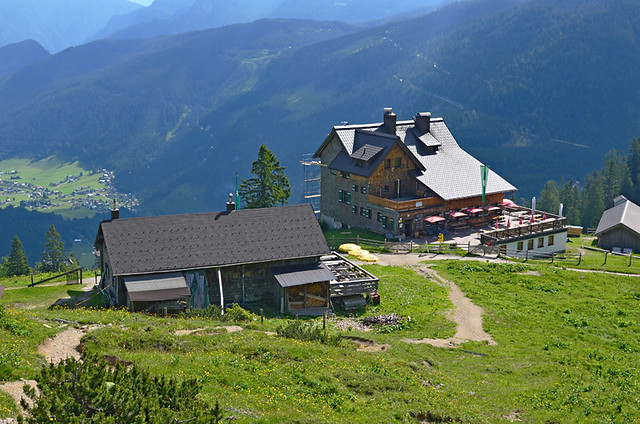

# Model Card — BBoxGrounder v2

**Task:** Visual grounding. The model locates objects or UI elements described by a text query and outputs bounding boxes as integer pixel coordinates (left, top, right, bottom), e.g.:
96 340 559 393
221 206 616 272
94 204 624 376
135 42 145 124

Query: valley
0 157 137 219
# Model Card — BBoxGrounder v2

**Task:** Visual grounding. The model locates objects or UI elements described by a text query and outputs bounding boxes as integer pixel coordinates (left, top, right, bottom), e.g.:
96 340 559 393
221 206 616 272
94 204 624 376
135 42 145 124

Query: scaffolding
300 153 321 215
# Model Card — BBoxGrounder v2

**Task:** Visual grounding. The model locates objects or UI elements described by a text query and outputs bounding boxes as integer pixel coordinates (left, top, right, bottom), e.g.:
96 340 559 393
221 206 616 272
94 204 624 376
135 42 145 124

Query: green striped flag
480 164 489 204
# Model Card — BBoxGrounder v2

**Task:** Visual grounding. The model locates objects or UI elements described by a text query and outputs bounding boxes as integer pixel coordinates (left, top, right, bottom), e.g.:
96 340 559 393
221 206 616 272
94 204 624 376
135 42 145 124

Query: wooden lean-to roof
95 203 330 276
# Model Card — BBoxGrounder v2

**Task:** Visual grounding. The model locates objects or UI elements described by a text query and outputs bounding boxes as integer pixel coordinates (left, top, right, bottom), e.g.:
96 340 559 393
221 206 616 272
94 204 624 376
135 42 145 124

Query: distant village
0 168 138 214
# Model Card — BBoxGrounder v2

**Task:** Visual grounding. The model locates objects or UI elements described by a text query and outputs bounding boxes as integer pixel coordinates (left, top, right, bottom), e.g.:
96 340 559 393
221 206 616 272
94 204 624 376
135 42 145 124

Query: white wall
499 230 568 258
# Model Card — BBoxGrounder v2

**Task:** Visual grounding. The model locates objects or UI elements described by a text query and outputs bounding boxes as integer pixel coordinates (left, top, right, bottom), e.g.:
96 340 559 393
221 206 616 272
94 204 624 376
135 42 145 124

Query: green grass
0 156 134 219
524 236 640 274
0 284 81 307
1 262 640 422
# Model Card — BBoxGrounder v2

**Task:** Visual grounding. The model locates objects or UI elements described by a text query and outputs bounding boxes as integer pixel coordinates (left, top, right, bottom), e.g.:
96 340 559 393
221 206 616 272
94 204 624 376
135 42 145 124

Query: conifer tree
560 180 582 225
41 225 65 272
581 171 605 229
239 144 291 208
4 235 30 276
539 180 560 214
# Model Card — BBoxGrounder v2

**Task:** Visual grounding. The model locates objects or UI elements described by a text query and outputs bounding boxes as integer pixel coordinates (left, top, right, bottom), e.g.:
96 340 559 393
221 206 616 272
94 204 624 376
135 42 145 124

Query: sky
129 0 153 5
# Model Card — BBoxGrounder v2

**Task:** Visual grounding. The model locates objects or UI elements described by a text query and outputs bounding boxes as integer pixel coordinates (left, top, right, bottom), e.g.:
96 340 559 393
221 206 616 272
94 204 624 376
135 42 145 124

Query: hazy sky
129 0 153 5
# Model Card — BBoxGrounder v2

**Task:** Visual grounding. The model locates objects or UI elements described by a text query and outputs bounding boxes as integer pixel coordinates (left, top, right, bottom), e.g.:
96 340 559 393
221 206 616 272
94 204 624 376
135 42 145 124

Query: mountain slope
0 0 638 215
0 40 50 76
0 0 141 53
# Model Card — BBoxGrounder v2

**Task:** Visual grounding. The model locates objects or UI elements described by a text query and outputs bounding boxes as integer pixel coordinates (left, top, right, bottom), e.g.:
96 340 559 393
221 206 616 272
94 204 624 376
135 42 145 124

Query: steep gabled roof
317 114 516 201
595 198 640 236
96 204 329 276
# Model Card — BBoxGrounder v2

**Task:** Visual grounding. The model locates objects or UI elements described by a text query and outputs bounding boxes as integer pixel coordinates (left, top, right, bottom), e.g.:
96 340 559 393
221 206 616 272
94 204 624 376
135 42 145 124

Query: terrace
480 205 567 246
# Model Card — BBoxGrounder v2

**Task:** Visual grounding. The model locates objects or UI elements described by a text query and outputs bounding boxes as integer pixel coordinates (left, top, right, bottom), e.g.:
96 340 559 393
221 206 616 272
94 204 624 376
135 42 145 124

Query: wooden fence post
260 308 264 324
410 241 413 253
331 235 335 248
525 250 528 262
629 253 632 267
356 235 360 245
551 252 554 263
578 252 582 265
604 251 608 265
30 273 34 286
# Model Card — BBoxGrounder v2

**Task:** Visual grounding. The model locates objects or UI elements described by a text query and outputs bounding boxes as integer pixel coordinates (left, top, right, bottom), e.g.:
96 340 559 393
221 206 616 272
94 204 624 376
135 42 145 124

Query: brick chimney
383 107 396 135
415 112 431 134
110 199 119 220
226 193 236 212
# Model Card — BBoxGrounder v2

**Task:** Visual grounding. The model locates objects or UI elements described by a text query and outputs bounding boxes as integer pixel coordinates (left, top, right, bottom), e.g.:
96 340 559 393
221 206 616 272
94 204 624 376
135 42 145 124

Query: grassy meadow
1 260 639 422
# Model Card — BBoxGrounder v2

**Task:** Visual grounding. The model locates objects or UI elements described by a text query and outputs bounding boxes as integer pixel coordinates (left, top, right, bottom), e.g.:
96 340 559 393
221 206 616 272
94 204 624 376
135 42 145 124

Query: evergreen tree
581 171 605 229
4 235 30 276
601 149 632 207
239 144 291 209
627 137 640 202
40 225 65 273
559 180 582 225
539 180 560 214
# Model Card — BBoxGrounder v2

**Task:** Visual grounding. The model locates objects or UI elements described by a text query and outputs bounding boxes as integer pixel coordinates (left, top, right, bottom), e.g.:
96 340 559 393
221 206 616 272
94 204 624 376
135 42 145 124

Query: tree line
537 137 640 229
1 225 76 277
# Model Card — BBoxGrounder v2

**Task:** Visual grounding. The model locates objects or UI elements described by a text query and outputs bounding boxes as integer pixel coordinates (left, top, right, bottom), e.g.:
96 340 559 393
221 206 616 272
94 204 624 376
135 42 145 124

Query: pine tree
581 171 605 229
560 180 582 225
628 137 640 202
539 180 560 214
601 149 632 207
4 235 30 276
41 225 65 273
239 144 291 209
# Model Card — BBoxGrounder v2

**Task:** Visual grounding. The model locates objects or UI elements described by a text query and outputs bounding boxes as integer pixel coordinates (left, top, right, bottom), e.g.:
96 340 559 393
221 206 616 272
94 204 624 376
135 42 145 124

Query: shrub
276 320 342 346
221 303 256 323
182 304 222 319
18 353 223 423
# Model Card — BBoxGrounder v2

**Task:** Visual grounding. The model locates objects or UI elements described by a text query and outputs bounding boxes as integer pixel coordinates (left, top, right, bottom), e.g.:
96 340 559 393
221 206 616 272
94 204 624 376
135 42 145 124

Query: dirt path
404 265 497 348
0 325 96 417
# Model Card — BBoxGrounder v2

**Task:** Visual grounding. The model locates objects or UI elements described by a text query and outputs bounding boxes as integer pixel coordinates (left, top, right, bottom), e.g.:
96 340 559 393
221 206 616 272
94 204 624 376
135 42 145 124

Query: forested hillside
0 0 638 215
0 40 50 76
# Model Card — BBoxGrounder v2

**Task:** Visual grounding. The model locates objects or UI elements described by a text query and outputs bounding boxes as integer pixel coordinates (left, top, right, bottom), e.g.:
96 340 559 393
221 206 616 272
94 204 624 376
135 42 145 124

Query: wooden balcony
482 217 567 245
368 195 443 212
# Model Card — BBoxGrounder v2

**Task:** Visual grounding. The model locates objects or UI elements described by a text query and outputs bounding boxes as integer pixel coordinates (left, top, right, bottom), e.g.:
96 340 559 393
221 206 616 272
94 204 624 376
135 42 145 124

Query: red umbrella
425 216 445 223
495 219 499 230
502 199 516 207
519 216 523 225
507 218 511 228
542 212 547 220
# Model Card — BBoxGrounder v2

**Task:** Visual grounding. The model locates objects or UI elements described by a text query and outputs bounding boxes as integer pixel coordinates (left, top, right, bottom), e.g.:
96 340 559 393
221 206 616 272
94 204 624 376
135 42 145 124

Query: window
352 205 358 214
517 241 523 252
361 186 367 194
382 216 388 229
384 159 391 169
361 208 371 219
340 171 350 179
377 212 383 222
338 189 343 203
384 185 390 192
352 184 358 191
500 245 507 255
527 239 534 250
389 218 395 229
394 157 402 168
538 237 544 248
548 235 555 246
346 191 351 205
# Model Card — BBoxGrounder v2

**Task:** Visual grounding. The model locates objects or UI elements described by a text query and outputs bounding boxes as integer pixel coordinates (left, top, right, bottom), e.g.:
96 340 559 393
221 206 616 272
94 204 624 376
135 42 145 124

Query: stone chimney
226 193 236 212
383 107 396 135
415 112 431 134
110 199 119 220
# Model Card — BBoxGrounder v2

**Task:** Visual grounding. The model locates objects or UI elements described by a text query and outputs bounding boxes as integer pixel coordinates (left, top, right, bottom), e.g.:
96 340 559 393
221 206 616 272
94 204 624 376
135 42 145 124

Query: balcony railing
482 217 567 245
368 195 443 211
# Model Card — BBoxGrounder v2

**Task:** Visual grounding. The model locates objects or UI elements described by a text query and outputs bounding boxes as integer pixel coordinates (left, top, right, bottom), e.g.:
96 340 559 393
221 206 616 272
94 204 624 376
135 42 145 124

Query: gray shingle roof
97 204 329 276
271 262 335 288
595 198 640 236
324 116 516 201
350 144 383 161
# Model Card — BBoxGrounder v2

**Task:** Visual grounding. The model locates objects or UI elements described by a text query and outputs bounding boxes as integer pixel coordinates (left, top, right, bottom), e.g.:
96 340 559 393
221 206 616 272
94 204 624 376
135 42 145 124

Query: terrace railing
482 217 567 245
368 195 443 211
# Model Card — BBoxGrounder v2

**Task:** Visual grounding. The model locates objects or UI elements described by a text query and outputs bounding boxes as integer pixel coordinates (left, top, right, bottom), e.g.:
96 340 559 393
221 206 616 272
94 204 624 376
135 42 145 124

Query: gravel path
404 265 497 348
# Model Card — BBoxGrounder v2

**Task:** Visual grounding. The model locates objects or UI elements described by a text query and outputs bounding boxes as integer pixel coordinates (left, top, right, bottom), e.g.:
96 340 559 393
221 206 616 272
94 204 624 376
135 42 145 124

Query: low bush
19 353 223 423
276 320 342 346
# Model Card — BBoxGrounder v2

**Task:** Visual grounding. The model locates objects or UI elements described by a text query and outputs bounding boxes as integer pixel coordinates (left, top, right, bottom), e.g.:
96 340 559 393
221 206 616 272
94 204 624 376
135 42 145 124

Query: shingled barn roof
96 203 329 276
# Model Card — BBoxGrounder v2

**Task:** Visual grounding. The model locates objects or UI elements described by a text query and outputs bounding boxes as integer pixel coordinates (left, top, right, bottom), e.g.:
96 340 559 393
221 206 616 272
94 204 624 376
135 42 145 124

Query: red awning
487 206 501 211
468 208 484 214
450 211 467 218
502 199 516 207
425 216 445 223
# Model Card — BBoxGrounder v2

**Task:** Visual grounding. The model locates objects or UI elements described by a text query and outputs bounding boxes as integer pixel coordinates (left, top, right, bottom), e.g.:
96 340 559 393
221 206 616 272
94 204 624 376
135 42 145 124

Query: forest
536 138 640 230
